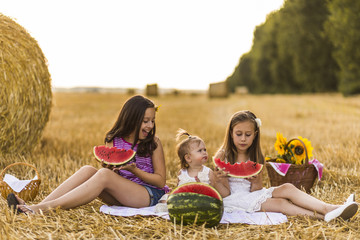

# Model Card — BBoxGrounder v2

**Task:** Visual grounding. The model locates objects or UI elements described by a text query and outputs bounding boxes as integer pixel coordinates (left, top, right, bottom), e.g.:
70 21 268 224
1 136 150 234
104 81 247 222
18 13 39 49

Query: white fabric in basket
3 174 38 193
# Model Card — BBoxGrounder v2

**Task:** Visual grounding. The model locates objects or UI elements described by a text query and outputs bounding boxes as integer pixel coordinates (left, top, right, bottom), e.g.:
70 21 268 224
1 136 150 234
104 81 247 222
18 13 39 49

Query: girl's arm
176 169 181 186
210 150 231 197
209 169 230 197
116 137 167 188
247 170 264 192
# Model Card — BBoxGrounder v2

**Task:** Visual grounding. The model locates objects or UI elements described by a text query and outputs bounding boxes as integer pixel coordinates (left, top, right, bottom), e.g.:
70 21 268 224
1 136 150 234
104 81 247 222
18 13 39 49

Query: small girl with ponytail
175 128 213 186
155 128 227 212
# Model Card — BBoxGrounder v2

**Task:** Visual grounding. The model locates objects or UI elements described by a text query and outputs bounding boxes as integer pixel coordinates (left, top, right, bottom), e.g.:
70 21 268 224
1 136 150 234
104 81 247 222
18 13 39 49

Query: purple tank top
113 137 169 192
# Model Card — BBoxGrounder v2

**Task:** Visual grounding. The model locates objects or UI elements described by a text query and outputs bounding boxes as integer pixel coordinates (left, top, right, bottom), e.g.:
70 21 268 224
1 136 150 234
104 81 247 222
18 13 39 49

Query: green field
1 93 359 239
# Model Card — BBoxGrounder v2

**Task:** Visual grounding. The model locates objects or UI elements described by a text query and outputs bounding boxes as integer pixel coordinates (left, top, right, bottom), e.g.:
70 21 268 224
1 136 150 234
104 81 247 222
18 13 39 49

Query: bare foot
17 205 35 214
7 193 33 214
15 195 26 205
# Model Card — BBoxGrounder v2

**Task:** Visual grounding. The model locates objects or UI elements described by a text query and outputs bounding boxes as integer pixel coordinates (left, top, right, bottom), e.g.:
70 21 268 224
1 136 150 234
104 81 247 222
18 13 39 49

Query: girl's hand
210 168 230 198
245 174 259 182
214 167 229 180
101 160 115 170
247 172 264 192
114 162 137 173
245 168 263 182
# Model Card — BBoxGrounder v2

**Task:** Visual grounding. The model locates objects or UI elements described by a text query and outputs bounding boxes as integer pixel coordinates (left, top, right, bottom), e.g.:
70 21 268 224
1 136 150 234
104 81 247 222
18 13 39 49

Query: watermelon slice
170 182 222 200
213 157 263 178
93 145 136 166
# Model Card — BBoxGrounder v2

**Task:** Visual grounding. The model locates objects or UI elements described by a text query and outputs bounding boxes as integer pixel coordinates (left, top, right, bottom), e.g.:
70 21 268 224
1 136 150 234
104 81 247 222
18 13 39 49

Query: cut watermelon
93 145 136 166
170 182 222 200
213 157 263 178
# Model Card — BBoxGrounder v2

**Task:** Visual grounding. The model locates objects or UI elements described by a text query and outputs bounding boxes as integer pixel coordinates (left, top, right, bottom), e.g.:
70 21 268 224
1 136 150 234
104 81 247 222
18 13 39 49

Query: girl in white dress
155 129 227 212
213 110 358 222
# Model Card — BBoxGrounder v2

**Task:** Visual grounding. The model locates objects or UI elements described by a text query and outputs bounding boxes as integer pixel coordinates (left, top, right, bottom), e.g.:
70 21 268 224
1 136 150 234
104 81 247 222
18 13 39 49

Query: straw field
0 92 359 239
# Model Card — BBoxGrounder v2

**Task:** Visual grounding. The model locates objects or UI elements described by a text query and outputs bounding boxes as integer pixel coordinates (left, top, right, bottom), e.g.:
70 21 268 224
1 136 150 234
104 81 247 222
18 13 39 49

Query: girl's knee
94 168 115 183
272 183 297 198
279 183 296 191
97 167 113 174
80 165 98 173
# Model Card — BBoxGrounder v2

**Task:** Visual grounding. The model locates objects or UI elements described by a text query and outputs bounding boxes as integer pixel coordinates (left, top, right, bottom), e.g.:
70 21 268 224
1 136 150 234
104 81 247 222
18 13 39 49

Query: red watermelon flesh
171 182 222 200
213 158 263 178
93 145 136 166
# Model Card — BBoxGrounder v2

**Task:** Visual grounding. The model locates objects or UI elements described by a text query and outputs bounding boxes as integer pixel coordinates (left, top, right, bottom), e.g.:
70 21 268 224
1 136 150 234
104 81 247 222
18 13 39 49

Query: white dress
223 177 274 213
177 166 211 185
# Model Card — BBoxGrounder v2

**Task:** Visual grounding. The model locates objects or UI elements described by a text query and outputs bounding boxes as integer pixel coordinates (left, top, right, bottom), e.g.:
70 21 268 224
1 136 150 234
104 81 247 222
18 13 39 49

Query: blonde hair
176 128 204 169
217 110 264 164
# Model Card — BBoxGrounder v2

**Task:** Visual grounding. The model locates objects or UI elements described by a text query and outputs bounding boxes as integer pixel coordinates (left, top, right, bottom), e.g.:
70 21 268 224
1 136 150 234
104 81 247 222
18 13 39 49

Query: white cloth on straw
3 174 38 193
99 205 287 225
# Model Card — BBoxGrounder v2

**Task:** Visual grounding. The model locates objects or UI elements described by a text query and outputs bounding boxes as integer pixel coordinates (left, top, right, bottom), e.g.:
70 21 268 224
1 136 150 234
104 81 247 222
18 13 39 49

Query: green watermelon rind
213 157 263 178
167 192 224 228
170 182 223 201
93 146 136 166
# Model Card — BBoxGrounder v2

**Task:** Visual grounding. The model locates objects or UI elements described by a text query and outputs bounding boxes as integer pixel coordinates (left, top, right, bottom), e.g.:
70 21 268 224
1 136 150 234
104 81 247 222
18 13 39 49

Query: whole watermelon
167 182 223 228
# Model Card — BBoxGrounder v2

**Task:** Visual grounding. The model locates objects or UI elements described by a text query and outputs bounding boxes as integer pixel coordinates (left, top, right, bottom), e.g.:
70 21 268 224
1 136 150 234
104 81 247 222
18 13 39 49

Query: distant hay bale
146 84 158 96
0 14 52 154
126 88 136 95
208 81 228 98
235 86 249 95
170 89 180 96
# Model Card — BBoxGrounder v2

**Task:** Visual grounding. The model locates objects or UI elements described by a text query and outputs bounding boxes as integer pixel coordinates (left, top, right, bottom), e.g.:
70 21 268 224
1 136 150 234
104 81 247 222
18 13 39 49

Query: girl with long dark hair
8 95 169 213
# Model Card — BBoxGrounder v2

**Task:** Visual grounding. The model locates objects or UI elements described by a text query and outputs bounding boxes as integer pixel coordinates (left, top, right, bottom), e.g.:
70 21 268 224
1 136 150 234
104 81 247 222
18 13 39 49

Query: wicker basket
0 162 41 201
266 138 317 193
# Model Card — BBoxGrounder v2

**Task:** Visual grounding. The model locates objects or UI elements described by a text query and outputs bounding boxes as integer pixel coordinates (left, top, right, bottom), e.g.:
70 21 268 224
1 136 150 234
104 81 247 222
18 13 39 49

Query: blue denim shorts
143 185 165 206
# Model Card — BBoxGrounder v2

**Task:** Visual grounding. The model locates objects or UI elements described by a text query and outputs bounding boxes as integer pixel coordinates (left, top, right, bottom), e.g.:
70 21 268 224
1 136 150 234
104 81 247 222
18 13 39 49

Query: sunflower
274 132 287 156
288 136 313 165
275 158 287 163
298 136 313 158
267 133 314 165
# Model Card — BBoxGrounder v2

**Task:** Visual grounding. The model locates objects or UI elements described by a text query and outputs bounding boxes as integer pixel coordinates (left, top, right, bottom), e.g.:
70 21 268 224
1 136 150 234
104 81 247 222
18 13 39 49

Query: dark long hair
105 95 157 156
219 110 264 164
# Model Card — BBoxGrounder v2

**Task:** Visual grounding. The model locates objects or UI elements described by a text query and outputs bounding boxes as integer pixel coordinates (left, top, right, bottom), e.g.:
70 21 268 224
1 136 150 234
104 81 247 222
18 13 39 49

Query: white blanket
100 205 287 225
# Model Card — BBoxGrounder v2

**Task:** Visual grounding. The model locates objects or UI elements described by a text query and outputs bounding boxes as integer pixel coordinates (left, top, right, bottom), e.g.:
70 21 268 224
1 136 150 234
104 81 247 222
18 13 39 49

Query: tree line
226 0 360 96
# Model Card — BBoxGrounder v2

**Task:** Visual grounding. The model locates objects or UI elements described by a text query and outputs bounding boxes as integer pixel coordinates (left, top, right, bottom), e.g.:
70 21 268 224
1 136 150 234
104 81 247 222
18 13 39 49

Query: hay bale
235 86 249 95
208 81 228 98
0 14 52 154
146 84 158 96
126 88 136 95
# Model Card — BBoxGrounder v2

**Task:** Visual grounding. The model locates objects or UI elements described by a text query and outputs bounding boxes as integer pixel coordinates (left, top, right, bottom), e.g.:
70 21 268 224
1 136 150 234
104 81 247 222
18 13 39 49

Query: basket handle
285 138 309 164
0 162 41 181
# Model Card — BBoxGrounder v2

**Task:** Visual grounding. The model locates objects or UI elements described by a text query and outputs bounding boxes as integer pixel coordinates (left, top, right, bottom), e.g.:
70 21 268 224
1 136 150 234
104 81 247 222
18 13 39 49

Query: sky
1 0 284 90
